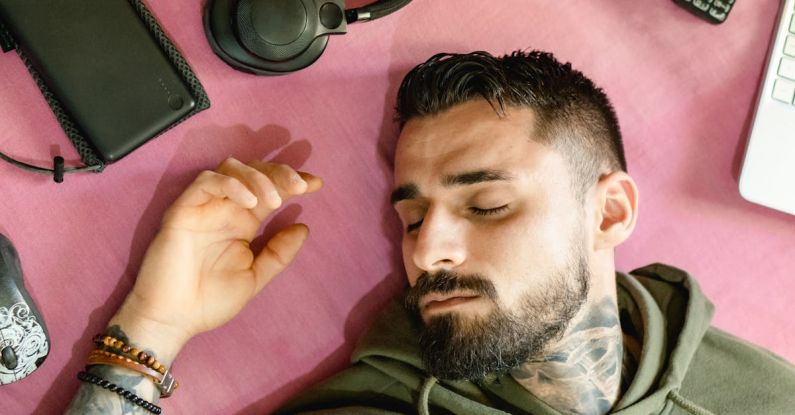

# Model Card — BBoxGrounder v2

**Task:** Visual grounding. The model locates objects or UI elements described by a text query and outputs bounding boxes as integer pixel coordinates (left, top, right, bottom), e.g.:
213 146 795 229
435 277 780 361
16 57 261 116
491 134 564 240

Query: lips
420 292 480 313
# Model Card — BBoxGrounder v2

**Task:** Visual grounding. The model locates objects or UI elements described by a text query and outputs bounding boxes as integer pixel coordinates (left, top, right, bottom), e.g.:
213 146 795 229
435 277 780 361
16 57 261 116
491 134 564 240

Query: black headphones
203 0 411 75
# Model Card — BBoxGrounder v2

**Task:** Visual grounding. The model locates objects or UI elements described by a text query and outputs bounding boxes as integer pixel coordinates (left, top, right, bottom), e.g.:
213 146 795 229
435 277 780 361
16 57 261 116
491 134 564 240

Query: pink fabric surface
1 1 793 413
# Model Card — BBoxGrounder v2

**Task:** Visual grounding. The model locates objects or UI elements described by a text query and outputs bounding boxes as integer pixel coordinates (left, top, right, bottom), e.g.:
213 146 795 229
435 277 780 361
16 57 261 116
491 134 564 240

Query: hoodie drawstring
668 390 716 415
418 376 438 415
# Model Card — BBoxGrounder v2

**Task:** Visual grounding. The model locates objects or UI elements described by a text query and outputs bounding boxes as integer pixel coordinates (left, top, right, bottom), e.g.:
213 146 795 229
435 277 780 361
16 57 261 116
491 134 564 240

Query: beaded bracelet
92 335 178 397
77 371 162 414
93 335 167 374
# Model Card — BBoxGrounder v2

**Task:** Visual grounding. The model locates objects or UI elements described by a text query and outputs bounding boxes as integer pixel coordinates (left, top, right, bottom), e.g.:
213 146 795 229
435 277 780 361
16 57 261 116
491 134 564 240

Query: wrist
107 300 191 366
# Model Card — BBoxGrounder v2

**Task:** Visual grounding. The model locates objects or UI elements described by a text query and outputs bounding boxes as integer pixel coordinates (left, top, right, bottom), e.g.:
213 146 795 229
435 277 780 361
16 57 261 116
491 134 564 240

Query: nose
411 205 466 274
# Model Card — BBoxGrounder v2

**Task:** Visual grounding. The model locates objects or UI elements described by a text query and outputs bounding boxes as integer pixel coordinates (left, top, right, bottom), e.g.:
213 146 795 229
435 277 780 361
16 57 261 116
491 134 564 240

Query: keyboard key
778 57 795 80
709 7 727 22
791 14 795 33
692 0 711 12
713 0 730 12
772 78 795 103
786 36 795 57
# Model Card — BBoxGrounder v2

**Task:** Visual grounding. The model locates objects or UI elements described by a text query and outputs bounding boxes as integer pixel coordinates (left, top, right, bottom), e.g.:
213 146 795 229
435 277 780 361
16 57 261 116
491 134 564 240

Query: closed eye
470 205 509 216
406 220 423 233
406 205 509 233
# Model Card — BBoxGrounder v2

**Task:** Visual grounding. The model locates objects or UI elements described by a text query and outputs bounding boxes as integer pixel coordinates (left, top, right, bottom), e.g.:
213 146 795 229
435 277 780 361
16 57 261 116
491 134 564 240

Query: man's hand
109 158 323 363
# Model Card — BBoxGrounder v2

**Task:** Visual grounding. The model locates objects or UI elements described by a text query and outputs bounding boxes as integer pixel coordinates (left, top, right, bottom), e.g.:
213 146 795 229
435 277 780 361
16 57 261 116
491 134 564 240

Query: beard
403 254 590 381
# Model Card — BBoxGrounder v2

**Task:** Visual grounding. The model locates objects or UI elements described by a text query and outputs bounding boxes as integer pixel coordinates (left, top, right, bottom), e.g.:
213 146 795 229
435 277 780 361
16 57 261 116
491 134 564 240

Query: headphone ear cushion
203 0 329 75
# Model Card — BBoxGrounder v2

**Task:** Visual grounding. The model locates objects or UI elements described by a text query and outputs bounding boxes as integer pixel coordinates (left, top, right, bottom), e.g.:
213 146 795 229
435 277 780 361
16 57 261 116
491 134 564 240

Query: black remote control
0 234 49 385
673 0 736 24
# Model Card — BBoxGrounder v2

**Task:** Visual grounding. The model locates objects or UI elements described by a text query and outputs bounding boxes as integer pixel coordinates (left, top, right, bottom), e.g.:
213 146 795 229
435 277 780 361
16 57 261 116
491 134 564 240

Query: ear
592 171 639 250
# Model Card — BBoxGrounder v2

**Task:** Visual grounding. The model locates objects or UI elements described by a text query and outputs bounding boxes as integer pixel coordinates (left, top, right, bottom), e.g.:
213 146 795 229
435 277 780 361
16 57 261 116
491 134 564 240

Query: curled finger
173 170 258 209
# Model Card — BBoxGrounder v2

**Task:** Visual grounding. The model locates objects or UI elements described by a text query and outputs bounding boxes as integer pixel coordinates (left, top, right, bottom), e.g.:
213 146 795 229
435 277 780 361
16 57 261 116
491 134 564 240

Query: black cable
77 371 162 414
0 150 102 183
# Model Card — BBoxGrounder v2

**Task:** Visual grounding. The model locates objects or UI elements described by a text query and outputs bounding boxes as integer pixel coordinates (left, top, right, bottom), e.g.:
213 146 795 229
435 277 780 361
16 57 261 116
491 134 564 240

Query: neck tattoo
511 297 624 415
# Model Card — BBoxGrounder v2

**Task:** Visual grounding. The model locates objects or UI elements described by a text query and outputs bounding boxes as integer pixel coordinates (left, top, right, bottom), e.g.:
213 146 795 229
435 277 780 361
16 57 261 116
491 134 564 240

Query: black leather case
0 0 210 171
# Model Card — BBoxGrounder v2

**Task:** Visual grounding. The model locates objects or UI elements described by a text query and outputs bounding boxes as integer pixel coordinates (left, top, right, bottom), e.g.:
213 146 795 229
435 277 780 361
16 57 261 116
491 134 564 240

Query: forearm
64 159 319 413
66 363 159 415
66 305 189 414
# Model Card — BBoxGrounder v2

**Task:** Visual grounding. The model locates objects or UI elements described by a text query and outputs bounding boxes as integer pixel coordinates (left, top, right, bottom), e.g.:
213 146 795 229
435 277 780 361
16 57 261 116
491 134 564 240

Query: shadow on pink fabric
0 0 792 413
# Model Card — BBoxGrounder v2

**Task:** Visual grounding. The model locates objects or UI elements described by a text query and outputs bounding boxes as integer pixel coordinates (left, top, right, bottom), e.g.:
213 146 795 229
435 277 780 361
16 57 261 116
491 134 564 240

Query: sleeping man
67 50 795 415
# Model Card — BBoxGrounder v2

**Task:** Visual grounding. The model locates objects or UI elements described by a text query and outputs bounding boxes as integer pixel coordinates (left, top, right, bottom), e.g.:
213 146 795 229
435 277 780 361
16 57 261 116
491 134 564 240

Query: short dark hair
395 50 626 199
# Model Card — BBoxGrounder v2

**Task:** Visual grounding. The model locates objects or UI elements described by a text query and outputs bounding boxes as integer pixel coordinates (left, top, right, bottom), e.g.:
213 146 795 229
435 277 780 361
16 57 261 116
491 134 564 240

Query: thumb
252 223 309 293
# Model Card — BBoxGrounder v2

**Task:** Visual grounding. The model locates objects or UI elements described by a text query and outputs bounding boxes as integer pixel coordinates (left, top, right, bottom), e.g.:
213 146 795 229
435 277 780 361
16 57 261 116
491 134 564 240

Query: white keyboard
739 0 795 215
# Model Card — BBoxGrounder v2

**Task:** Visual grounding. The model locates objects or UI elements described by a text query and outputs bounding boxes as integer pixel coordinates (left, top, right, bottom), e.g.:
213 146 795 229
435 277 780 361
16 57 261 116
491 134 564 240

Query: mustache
404 270 498 315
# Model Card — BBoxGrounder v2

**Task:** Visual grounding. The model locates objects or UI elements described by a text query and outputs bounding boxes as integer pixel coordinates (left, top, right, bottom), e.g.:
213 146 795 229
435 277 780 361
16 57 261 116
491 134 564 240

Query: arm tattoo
511 298 624 415
65 326 160 415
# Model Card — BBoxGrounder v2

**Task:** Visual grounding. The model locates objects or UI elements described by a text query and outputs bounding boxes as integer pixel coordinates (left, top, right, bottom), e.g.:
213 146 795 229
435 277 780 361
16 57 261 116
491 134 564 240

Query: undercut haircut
395 50 626 200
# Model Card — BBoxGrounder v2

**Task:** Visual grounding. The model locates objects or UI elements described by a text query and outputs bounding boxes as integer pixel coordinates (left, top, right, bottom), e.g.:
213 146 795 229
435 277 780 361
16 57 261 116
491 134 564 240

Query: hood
612 263 714 413
350 263 715 414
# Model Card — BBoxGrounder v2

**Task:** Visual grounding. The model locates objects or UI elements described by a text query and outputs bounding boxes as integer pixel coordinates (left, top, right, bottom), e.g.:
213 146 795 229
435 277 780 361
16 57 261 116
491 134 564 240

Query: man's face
392 99 592 380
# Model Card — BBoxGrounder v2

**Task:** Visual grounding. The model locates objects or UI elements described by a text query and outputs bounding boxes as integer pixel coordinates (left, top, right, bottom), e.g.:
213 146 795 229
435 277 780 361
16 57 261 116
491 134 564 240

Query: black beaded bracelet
77 371 162 414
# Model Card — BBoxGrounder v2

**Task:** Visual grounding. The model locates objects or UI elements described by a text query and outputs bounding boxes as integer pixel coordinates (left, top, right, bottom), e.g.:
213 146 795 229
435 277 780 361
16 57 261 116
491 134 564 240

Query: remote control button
772 78 795 104
786 36 795 57
1 346 17 370
778 57 795 80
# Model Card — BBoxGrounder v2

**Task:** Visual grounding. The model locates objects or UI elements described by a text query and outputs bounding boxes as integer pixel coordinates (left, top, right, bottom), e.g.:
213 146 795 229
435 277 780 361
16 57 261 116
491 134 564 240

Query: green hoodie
279 264 795 414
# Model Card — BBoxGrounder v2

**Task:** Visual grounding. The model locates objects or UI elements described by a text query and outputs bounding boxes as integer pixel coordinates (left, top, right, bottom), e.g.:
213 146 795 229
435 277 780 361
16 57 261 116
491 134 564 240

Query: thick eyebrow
442 169 514 187
390 183 419 205
390 169 514 205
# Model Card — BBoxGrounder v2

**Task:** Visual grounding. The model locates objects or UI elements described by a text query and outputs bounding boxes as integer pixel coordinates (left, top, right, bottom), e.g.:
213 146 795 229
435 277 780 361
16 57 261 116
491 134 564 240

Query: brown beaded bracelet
92 334 178 397
93 335 166 374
